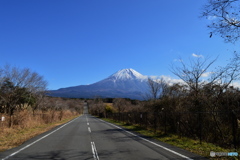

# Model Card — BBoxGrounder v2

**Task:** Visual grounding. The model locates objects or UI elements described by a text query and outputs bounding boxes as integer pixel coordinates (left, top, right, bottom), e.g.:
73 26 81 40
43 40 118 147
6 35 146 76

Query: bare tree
147 77 170 100
0 65 48 127
147 78 161 100
202 0 240 43
158 78 170 99
113 98 129 113
88 98 105 117
208 53 240 89
171 57 217 98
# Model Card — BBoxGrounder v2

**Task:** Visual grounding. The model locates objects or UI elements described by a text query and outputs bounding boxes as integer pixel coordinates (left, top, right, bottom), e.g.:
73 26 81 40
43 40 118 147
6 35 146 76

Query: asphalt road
0 103 208 160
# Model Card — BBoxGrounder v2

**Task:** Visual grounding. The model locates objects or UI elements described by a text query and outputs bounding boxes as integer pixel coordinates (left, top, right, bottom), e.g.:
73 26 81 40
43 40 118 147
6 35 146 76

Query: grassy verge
0 115 80 152
101 118 240 160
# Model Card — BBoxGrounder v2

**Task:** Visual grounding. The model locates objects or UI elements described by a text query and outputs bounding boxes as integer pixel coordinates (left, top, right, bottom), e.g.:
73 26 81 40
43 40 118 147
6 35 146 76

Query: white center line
87 122 89 126
88 127 91 133
91 141 99 160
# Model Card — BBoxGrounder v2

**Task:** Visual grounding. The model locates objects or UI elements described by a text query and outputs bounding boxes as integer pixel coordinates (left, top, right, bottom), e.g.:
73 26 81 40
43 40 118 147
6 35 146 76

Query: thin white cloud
230 81 240 89
149 75 240 89
173 59 183 62
192 53 203 58
201 72 213 78
160 75 185 85
149 75 185 86
149 75 161 79
207 16 217 20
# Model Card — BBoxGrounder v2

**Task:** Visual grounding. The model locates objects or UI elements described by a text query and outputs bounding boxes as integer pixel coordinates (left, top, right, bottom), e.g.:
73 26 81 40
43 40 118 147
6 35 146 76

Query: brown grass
0 110 80 152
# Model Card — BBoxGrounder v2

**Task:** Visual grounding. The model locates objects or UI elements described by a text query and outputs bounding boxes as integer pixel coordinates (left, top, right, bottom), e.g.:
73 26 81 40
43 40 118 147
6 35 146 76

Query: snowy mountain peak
109 68 147 80
50 68 150 100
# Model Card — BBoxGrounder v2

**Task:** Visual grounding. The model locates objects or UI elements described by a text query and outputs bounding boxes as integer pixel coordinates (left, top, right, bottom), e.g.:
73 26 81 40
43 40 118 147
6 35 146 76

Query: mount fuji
49 68 149 100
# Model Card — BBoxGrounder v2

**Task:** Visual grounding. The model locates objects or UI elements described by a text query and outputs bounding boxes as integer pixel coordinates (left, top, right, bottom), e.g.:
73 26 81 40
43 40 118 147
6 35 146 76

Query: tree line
89 54 240 149
0 65 83 128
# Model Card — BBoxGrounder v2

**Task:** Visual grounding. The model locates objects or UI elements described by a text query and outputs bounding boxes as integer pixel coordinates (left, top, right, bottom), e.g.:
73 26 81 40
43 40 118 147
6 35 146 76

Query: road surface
0 103 208 160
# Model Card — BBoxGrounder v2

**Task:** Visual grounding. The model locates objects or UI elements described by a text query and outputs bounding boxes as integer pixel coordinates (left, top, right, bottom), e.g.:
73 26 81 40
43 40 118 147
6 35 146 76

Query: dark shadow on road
6 150 92 160
91 119 209 160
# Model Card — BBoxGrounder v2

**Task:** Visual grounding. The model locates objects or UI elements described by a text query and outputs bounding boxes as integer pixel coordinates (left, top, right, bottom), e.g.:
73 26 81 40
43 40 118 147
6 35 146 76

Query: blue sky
0 0 237 90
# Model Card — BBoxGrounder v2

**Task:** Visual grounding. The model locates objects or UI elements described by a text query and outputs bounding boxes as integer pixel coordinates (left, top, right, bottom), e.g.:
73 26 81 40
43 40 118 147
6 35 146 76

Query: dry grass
104 103 113 106
0 110 80 152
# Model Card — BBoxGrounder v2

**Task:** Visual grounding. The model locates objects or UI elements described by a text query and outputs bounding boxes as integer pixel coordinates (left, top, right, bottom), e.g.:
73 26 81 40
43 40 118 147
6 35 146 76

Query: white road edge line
98 119 193 160
91 141 99 160
2 116 81 160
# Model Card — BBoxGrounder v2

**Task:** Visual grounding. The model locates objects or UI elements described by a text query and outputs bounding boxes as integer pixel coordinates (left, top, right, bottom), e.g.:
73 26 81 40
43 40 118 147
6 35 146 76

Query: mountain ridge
49 68 149 100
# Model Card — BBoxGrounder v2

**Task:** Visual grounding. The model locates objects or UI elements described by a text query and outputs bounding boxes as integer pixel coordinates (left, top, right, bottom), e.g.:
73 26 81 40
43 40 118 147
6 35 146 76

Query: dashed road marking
91 141 99 160
88 127 91 133
85 115 89 123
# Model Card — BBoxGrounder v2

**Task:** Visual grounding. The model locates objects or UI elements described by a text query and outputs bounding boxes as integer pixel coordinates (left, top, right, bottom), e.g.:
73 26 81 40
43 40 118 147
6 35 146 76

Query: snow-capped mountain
110 68 147 81
49 68 149 100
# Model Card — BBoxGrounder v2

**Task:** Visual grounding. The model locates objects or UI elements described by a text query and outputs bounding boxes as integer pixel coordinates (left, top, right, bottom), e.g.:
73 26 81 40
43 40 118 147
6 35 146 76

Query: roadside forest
89 55 240 150
0 65 83 129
